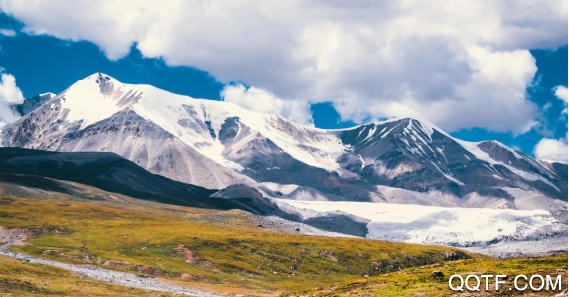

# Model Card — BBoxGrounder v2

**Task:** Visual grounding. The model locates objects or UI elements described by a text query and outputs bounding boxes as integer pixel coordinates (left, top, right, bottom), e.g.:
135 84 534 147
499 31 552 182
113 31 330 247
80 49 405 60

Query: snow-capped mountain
1 73 566 211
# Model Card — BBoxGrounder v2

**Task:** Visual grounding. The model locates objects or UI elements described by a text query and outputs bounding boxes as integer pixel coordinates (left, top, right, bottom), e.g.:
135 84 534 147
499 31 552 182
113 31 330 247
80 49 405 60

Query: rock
180 273 197 280
173 245 198 264
13 241 32 247
430 271 444 278
320 250 338 262
103 260 132 269
136 265 165 276
42 249 60 256
443 251 467 260
199 260 217 269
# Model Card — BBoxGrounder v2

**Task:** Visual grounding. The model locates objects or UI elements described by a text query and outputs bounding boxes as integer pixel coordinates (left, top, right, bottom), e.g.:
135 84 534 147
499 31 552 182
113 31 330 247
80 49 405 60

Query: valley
0 73 566 296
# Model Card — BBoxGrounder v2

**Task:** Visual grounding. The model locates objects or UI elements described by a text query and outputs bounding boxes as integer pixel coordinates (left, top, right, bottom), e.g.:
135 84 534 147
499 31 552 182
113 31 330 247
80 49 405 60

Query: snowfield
275 199 567 248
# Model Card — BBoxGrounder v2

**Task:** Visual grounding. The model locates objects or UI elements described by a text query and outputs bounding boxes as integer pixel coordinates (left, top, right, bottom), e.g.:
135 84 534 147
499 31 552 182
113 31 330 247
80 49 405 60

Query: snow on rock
59 73 346 172
40 92 56 99
61 73 127 129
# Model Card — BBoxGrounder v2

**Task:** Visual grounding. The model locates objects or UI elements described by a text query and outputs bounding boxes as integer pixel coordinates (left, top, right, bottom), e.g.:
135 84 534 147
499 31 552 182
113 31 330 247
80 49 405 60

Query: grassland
0 179 566 296
289 254 568 296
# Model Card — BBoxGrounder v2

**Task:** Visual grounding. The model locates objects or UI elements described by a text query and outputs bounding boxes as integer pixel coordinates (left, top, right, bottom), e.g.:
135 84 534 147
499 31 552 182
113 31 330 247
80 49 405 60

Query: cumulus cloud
221 84 313 126
0 0 566 131
0 72 24 127
534 137 568 162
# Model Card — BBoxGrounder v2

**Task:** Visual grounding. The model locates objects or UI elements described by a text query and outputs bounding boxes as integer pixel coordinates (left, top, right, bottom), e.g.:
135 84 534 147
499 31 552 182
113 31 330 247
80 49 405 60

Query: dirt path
0 240 222 297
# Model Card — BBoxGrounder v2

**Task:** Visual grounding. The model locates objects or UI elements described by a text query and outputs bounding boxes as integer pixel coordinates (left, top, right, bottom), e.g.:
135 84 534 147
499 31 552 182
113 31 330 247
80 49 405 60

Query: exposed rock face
13 93 54 116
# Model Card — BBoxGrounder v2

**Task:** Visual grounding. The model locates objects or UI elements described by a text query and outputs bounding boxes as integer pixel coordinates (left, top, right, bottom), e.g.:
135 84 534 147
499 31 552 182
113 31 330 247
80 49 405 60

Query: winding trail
0 240 222 297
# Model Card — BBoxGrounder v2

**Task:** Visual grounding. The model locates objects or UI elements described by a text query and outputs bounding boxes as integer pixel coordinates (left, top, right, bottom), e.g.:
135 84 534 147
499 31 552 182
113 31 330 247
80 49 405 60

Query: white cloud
0 0 566 131
543 102 553 111
553 85 568 114
554 85 568 103
0 29 15 36
221 84 313 126
333 45 539 134
0 72 24 127
534 137 568 162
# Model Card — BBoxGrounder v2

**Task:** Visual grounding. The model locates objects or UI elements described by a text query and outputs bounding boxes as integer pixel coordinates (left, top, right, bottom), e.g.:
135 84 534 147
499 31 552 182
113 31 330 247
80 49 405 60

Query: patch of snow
417 119 435 141
454 139 497 164
358 154 365 170
362 125 377 143
380 124 400 139
40 92 56 98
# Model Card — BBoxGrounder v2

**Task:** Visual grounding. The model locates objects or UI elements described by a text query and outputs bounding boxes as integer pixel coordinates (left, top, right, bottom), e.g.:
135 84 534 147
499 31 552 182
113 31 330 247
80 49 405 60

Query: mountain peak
83 72 118 82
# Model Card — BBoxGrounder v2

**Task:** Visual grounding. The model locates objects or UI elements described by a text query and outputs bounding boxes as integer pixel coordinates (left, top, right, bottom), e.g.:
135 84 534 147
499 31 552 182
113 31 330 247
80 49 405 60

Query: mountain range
1 72 566 212
0 72 566 254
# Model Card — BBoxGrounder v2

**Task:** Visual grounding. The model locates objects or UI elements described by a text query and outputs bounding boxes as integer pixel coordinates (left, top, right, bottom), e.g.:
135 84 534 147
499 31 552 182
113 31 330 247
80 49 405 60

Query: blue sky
0 3 566 160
